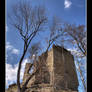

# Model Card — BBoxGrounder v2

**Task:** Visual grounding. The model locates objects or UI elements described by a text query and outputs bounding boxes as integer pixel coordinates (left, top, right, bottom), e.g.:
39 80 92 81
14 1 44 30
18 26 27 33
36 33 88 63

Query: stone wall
6 45 79 92
53 45 78 91
5 84 17 92
22 63 35 87
31 45 79 91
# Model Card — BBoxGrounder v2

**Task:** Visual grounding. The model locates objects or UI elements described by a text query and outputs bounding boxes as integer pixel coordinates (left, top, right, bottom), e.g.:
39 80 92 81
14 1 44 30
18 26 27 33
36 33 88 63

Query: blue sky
6 0 86 92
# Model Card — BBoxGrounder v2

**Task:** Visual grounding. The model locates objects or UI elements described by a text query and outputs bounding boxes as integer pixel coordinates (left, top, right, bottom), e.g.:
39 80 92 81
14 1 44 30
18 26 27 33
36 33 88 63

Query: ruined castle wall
53 46 78 90
23 63 32 82
6 45 79 92
53 47 65 89
25 86 54 92
34 49 54 85
6 84 17 92
46 49 54 85
54 89 77 92
22 63 35 87
63 50 79 90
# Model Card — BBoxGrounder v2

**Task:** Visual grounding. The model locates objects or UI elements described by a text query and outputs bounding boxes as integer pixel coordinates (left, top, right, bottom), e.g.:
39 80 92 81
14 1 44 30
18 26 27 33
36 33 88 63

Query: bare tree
75 58 87 92
45 16 64 52
29 42 41 60
21 42 42 92
8 1 47 92
64 24 87 57
60 24 87 92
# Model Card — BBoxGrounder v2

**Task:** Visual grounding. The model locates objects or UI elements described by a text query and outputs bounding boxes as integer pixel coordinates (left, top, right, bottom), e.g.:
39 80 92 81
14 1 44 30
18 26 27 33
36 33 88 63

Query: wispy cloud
6 42 13 50
6 58 30 88
6 42 20 55
6 25 8 32
64 0 72 8
6 63 18 86
11 49 20 55
6 41 20 87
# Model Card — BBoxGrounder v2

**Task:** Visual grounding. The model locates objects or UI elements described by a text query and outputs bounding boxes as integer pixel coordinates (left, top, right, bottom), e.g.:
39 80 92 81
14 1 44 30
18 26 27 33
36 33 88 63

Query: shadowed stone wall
53 45 78 91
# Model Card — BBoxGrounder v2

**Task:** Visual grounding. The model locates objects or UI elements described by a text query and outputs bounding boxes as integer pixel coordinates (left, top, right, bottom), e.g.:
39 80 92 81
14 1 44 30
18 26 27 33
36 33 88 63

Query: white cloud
6 42 20 87
6 63 18 86
6 42 20 55
6 42 13 50
64 0 72 8
6 58 30 87
6 25 8 32
12 49 20 55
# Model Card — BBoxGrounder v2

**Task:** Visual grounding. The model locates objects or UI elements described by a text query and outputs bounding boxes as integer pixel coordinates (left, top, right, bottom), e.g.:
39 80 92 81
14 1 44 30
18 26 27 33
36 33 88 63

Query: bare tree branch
8 1 47 92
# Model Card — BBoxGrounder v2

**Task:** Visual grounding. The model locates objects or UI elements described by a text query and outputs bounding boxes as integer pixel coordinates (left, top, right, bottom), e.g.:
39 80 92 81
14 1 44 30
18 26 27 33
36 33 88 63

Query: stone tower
52 45 79 91
22 45 79 92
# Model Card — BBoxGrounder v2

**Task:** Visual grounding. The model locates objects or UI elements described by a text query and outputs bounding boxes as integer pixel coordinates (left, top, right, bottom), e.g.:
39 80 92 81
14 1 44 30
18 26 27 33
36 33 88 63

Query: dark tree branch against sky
8 1 47 92
59 24 87 92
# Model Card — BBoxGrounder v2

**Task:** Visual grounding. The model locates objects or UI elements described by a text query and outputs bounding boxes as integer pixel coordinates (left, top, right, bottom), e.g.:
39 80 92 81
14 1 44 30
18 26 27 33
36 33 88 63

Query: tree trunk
77 61 87 92
17 49 27 92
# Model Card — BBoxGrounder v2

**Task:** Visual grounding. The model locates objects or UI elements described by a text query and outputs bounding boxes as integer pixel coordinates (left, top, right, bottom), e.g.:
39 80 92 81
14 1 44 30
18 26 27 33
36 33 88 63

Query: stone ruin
6 45 79 92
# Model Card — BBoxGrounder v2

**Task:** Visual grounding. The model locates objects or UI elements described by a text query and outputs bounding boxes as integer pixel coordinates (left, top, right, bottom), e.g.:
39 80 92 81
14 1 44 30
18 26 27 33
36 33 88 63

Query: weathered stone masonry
6 45 79 92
